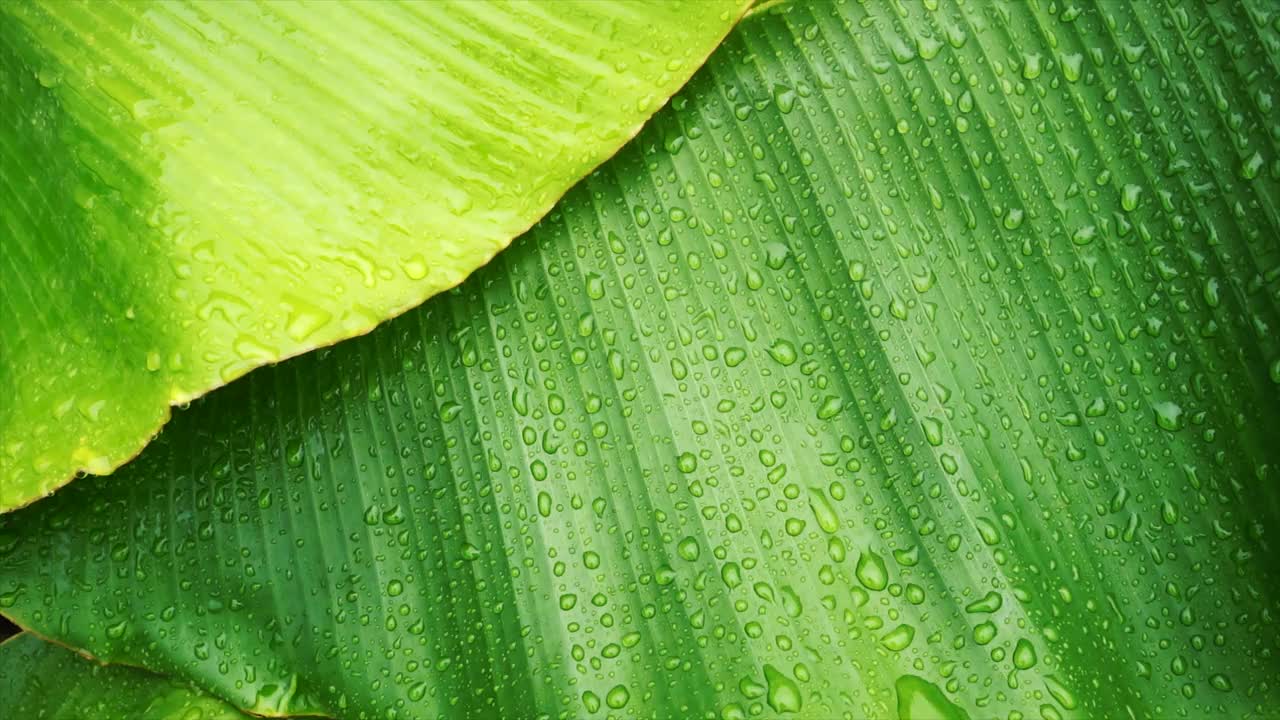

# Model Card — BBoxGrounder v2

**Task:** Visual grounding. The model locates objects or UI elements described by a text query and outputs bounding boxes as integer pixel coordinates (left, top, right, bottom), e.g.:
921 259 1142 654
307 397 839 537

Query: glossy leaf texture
0 0 748 511
0 633 254 719
3 1 1280 718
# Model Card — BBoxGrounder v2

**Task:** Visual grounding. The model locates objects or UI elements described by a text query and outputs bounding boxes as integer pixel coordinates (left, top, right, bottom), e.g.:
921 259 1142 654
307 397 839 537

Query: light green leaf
0 0 747 511
3 1 1279 719
0 632 254 719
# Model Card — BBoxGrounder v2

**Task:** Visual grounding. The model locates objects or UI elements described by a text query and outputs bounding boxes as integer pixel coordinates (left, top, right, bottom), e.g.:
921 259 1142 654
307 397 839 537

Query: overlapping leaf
2 1 1279 719
0 0 747 510
1 633 254 719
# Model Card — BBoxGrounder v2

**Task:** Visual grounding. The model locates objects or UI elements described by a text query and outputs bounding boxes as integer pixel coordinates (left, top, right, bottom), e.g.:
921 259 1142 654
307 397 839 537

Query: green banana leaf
0 632 255 719
4 1 1280 719
0 0 748 511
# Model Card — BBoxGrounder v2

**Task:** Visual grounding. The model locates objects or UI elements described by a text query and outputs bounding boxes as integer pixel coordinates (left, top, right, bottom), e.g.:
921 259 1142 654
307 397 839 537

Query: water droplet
895 675 969 720
285 304 332 342
1043 675 1078 710
772 85 796 114
1013 639 1037 669
1153 401 1184 432
677 536 700 561
400 255 429 280
768 340 798 366
855 550 888 590
965 591 1002 614
1071 225 1097 246
882 624 915 651
816 396 844 420
605 684 630 709
808 488 839 533
1241 151 1263 180
763 664 802 714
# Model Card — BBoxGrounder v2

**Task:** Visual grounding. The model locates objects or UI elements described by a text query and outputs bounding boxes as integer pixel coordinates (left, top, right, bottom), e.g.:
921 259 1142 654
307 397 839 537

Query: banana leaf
2 1 1278 719
0 632 255 719
0 0 747 510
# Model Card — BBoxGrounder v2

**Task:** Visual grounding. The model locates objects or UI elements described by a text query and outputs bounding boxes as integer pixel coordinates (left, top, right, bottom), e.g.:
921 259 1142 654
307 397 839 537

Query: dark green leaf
0 633 254 719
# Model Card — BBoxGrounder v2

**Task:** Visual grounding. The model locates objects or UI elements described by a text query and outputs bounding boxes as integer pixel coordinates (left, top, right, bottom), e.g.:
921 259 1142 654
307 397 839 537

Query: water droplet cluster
2 1 1278 718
